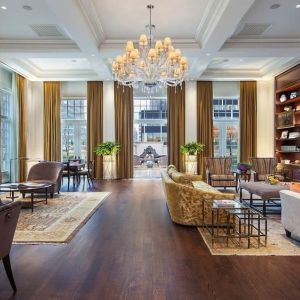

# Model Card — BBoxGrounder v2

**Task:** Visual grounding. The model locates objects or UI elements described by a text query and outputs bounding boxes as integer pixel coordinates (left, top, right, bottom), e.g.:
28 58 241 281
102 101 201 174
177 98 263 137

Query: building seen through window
213 98 240 167
61 98 87 161
133 87 168 177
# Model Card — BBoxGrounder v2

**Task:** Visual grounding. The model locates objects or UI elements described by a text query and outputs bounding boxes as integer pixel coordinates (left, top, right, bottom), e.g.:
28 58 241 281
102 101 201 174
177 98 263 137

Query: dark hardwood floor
1 179 300 299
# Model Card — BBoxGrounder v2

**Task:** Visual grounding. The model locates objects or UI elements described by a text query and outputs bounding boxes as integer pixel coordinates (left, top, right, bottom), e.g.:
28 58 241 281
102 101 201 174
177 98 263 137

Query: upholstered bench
239 181 289 216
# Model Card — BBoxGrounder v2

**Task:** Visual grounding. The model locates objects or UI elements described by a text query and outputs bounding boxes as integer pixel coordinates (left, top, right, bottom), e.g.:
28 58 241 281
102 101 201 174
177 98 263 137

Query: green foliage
180 142 205 155
95 141 121 156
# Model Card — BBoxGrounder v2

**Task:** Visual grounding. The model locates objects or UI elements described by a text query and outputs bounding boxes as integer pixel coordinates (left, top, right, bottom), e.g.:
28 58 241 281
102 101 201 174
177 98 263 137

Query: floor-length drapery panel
44 81 61 161
167 84 185 172
197 81 213 179
114 83 133 179
240 81 257 162
16 74 27 181
87 81 103 179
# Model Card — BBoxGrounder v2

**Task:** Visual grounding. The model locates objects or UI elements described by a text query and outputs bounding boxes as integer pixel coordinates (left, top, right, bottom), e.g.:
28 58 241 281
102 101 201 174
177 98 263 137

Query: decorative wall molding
77 0 106 47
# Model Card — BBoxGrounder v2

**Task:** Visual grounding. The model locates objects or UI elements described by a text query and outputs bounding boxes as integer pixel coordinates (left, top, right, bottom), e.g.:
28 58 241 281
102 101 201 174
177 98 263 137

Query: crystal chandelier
112 4 188 92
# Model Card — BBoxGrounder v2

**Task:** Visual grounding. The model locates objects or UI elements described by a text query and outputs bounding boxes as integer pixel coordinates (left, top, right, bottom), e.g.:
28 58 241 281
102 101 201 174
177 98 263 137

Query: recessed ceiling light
296 4 300 8
206 53 211 56
22 5 32 10
91 54 95 57
239 58 244 62
270 4 280 9
1 6 7 10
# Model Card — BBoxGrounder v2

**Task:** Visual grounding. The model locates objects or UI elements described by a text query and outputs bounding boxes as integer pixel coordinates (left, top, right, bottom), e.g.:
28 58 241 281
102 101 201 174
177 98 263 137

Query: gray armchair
23 161 64 197
0 201 21 291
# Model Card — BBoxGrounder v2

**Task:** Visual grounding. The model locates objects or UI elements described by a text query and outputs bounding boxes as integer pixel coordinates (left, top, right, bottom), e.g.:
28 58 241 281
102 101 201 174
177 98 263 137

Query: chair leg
2 254 17 292
285 229 291 238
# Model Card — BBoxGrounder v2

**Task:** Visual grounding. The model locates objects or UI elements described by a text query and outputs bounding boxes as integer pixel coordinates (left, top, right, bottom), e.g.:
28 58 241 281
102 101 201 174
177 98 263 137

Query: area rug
198 218 300 256
12 192 110 244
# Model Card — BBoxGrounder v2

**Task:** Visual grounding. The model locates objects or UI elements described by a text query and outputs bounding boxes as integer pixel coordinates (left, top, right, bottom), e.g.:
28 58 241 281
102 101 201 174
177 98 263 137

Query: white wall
26 81 44 162
257 79 275 157
103 81 115 141
185 81 197 142
61 81 87 97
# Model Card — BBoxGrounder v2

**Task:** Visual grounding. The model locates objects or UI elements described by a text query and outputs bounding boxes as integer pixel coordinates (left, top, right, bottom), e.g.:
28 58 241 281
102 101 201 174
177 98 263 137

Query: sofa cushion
211 174 235 181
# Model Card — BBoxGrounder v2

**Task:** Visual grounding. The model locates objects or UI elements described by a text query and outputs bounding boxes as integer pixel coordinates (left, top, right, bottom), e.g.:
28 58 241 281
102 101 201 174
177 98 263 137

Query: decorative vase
103 154 117 179
185 154 198 175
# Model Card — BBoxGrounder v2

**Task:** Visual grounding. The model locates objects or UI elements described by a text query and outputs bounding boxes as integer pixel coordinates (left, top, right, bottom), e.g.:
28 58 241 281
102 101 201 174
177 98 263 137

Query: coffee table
239 181 290 216
0 182 53 212
202 199 267 249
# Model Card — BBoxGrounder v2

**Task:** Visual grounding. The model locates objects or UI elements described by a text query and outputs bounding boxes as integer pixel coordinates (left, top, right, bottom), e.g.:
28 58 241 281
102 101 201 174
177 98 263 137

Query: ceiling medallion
112 4 188 92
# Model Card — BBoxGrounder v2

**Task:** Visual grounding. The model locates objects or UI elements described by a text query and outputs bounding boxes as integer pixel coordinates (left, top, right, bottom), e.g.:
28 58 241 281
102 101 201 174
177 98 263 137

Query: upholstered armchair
0 201 22 291
22 161 64 197
249 157 284 182
205 157 237 191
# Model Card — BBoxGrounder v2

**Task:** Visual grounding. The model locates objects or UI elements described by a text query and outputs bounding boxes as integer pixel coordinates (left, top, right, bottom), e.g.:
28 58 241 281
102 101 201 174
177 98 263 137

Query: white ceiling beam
45 0 110 78
194 0 255 77
219 38 300 58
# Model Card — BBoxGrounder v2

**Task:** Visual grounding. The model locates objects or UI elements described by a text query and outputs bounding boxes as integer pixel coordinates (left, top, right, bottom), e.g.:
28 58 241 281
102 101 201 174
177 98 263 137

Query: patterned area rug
198 218 300 256
10 192 110 244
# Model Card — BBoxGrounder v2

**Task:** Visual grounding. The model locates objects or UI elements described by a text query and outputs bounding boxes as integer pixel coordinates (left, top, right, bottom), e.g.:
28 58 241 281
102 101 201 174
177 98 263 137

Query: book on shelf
213 200 237 208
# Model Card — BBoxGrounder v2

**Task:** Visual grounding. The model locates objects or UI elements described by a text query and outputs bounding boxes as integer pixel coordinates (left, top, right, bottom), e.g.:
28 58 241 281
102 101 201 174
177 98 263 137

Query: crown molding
0 39 80 52
195 0 230 47
76 0 105 47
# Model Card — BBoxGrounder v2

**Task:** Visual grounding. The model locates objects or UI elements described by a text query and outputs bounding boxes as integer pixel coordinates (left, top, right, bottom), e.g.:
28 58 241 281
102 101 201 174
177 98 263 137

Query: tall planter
103 154 117 179
185 154 198 175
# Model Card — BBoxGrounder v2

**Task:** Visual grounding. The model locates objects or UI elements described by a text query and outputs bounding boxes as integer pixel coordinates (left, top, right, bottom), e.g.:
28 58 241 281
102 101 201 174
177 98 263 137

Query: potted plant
180 142 205 175
95 141 120 179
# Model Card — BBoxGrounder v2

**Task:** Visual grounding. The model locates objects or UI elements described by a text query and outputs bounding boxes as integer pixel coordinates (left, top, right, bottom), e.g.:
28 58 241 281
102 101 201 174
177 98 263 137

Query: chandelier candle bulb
126 41 134 52
139 34 148 46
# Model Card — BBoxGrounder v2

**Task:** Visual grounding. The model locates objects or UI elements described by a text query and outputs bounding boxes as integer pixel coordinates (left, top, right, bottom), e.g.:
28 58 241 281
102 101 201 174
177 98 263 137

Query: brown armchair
23 162 64 197
0 201 22 291
205 157 237 191
249 157 284 182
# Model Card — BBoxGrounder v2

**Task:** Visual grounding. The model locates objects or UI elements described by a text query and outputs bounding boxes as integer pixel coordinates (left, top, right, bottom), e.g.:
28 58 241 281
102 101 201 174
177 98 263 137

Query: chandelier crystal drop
112 4 188 92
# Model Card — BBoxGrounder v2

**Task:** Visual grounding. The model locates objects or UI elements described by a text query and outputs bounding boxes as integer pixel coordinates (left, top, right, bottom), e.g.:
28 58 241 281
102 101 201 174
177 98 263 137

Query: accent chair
0 201 22 291
249 157 284 182
205 157 237 191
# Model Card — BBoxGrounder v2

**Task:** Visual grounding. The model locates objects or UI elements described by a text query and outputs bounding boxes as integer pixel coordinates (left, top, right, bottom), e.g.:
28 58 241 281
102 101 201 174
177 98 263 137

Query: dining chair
0 201 22 292
77 160 95 187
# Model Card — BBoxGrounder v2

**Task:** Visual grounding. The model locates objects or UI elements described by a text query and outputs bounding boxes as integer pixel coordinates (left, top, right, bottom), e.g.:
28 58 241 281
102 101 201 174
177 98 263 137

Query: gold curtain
43 81 61 161
114 82 133 178
197 81 213 178
240 81 257 162
16 74 27 181
167 84 185 172
87 81 103 179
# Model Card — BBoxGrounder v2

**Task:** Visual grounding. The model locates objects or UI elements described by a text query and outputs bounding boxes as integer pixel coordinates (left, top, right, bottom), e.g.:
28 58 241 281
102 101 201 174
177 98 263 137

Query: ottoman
239 181 290 216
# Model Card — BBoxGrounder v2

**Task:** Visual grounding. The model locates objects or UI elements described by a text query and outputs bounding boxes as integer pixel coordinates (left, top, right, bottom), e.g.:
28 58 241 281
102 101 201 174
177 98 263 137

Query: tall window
134 97 167 143
61 98 87 161
0 89 11 173
213 98 240 166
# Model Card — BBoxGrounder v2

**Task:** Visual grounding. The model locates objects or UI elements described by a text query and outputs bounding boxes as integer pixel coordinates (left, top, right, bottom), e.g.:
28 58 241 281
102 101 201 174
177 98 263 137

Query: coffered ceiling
0 0 299 81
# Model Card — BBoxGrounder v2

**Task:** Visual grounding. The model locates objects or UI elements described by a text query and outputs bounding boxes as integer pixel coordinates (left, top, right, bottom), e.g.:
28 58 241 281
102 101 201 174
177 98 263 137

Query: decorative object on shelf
111 4 188 93
277 111 295 129
296 104 300 111
295 160 300 164
283 106 293 111
289 132 300 139
95 141 120 179
280 94 287 102
180 142 204 175
281 159 290 164
281 130 288 139
290 92 298 99
266 174 280 185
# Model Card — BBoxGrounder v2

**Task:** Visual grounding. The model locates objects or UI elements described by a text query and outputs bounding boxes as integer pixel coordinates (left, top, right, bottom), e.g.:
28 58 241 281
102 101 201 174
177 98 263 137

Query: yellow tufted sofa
161 165 236 226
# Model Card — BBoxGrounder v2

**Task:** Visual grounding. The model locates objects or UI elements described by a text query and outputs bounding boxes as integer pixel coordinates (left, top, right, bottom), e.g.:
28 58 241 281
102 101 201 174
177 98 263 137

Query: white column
185 81 197 142
257 80 275 157
103 81 115 142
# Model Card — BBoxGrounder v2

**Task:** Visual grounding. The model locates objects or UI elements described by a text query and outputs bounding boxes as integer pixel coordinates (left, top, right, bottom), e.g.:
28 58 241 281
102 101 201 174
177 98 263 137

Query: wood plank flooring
1 179 300 299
